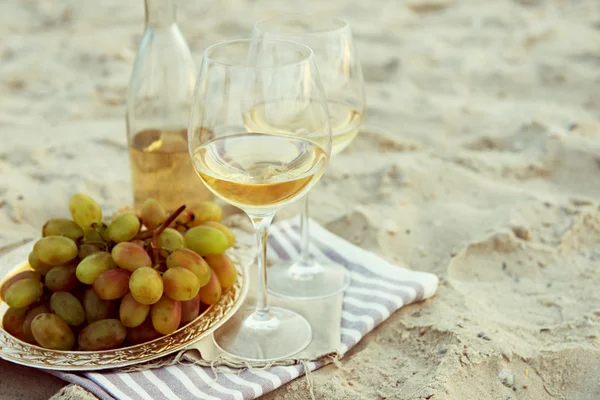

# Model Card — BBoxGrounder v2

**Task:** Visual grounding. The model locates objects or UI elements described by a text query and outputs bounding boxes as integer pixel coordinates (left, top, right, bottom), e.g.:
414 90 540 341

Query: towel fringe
329 353 346 370
301 361 316 400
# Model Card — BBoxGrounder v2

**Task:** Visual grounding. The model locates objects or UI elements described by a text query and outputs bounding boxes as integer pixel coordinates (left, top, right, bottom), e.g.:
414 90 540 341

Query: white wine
192 133 327 214
328 101 363 155
126 0 200 211
243 100 363 156
129 128 213 211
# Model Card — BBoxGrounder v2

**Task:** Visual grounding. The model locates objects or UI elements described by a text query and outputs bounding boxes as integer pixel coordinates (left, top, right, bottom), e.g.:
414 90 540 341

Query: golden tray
0 239 249 371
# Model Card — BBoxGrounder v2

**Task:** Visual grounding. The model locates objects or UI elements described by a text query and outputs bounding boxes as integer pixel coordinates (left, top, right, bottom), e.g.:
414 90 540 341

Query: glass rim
253 14 350 35
203 38 315 69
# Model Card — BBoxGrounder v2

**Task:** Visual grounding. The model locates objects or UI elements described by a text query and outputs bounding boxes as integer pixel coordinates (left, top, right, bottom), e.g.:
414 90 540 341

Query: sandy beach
1 0 600 399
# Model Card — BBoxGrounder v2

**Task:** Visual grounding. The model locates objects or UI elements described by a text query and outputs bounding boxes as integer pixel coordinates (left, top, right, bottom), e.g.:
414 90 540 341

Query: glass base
267 259 351 300
212 306 312 362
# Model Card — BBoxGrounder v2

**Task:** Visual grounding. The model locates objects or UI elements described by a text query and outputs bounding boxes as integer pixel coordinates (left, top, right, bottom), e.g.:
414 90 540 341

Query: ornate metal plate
0 240 250 371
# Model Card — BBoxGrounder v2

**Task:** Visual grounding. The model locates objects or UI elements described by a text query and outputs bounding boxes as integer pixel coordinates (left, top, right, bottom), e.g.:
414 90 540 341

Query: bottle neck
144 0 176 28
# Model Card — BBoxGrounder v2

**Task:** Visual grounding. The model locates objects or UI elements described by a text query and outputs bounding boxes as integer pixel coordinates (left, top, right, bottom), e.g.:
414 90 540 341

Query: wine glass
188 39 332 361
251 15 366 300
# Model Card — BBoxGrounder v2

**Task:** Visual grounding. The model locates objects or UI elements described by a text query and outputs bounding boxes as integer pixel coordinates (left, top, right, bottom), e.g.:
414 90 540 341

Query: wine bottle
126 0 212 211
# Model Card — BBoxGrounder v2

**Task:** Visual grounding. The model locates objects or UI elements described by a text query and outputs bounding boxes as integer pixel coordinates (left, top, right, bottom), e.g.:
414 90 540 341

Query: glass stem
249 214 274 321
299 194 313 265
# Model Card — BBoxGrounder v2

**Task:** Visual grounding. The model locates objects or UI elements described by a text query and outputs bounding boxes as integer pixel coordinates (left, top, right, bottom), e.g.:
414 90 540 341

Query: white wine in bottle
126 0 212 211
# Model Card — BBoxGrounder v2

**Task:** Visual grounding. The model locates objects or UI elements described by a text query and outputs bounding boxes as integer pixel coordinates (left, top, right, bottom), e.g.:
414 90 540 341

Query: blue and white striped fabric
51 218 438 400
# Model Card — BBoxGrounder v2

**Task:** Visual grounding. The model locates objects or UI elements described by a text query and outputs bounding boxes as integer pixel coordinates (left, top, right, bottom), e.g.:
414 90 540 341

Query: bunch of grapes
1 194 238 351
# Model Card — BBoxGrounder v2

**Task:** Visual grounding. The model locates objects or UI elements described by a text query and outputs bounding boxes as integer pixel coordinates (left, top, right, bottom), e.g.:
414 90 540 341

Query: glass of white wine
251 15 366 300
188 39 332 361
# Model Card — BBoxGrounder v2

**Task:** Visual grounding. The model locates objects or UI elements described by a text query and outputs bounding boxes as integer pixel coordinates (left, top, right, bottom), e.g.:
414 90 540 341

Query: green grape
1 270 41 300
180 294 200 325
93 269 131 300
165 248 210 288
33 236 78 266
76 252 116 284
126 316 162 345
69 193 103 232
184 226 229 256
78 319 126 351
174 208 193 226
31 313 75 350
203 221 235 248
151 296 181 335
28 252 53 275
111 242 151 272
4 279 44 309
83 229 105 244
162 267 200 301
42 218 84 241
119 293 150 328
78 243 101 260
129 267 163 305
157 228 185 257
204 254 237 290
198 269 222 306
106 213 140 243
141 198 167 230
187 202 223 227
83 288 114 324
44 265 78 292
2 307 29 341
50 292 85 326
22 304 51 343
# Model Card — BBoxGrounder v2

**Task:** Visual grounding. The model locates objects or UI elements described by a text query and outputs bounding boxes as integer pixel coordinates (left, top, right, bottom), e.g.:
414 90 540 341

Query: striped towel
50 217 438 400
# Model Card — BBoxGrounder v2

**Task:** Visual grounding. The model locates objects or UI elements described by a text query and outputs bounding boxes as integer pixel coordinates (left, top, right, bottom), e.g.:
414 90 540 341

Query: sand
1 0 600 399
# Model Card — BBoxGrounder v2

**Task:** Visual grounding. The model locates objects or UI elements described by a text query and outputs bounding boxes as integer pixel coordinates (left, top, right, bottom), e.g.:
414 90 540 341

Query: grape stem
150 204 186 265
134 230 154 240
